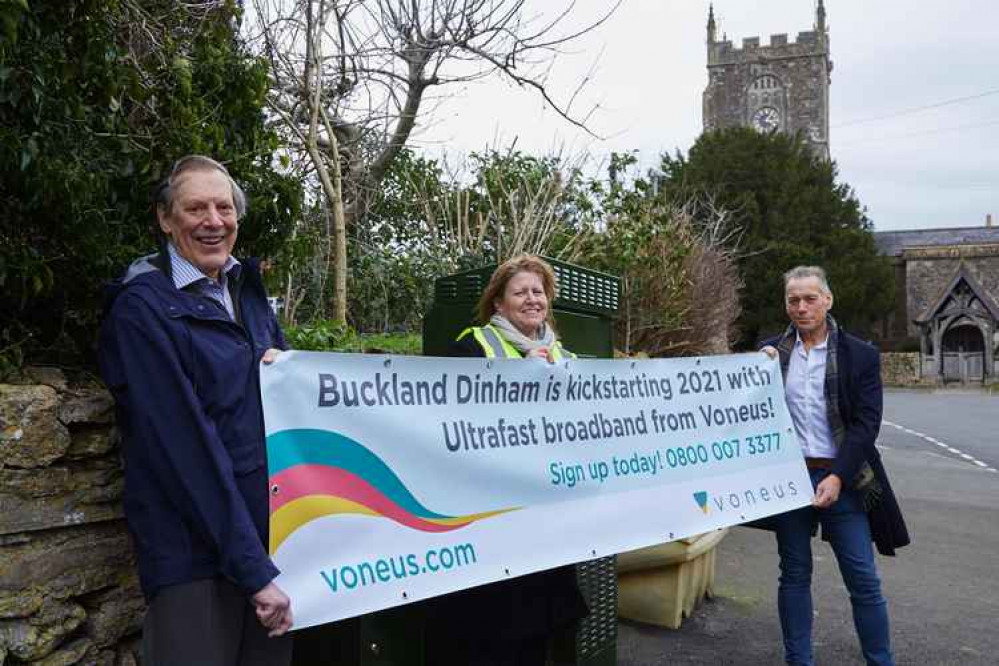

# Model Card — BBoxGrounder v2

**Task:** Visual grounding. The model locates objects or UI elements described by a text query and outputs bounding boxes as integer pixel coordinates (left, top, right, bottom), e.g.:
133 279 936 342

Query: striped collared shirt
167 243 240 320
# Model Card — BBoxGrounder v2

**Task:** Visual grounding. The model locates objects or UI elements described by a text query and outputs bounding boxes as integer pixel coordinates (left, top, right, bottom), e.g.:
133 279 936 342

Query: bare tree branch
247 0 614 318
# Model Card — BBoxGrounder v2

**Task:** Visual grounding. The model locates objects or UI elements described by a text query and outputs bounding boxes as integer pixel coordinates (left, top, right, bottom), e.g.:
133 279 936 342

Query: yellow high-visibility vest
456 324 575 360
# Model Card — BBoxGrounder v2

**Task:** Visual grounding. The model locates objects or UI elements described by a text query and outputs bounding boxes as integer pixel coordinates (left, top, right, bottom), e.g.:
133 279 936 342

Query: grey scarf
775 315 883 511
489 314 556 355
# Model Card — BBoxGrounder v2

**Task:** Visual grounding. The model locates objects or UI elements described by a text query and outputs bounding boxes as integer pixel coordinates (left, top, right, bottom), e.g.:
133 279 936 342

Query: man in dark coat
761 265 909 666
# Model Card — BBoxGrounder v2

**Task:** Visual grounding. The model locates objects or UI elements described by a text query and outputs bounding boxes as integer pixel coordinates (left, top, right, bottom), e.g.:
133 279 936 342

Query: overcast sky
415 0 998 232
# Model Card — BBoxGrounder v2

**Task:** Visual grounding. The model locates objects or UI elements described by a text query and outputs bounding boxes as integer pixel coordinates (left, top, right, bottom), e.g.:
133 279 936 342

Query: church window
750 74 782 91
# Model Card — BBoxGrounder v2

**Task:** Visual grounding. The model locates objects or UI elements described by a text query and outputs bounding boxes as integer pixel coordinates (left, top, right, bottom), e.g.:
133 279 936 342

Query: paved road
881 389 999 474
617 389 999 665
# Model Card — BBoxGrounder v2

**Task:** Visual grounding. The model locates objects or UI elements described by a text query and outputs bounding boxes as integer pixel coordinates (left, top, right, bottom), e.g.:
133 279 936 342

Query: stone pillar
933 321 945 382
985 321 994 381
919 326 929 379
977 320 989 381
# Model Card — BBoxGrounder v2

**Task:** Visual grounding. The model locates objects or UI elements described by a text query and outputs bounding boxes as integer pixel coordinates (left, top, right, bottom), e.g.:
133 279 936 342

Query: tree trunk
304 0 347 324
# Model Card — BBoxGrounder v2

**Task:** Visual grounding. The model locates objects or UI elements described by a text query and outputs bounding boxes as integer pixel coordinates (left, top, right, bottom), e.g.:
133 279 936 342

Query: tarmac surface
616 389 999 665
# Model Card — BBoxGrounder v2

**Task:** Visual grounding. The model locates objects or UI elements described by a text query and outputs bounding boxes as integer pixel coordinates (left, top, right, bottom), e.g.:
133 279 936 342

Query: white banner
260 351 811 630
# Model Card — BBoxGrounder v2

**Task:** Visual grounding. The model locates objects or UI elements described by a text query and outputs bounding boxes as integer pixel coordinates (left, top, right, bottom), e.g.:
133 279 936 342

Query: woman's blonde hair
476 254 557 327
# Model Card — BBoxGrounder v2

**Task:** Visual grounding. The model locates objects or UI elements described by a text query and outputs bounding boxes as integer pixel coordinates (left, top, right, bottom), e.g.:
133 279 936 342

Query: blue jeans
773 468 894 666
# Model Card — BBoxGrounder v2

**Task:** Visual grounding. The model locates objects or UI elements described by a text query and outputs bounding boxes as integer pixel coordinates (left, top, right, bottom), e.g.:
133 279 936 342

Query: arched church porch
916 268 999 384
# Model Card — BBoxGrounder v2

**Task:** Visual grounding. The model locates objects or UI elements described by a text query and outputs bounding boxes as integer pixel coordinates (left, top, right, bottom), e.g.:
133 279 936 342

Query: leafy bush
357 333 422 355
283 320 362 352
283 320 421 354
570 153 743 356
0 1 301 373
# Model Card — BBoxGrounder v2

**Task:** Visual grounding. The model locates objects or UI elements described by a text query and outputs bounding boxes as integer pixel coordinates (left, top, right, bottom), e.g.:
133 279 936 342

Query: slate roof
873 226 999 257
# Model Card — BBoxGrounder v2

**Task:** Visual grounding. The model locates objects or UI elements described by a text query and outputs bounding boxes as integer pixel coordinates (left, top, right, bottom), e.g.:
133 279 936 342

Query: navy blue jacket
763 328 910 556
99 250 285 600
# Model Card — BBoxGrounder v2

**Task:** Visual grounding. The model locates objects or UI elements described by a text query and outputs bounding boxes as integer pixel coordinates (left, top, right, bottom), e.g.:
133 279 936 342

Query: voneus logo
705 480 800 514
693 491 709 514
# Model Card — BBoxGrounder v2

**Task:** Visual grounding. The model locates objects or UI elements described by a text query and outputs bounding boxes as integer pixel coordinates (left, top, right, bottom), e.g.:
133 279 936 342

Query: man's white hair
155 155 247 218
783 265 832 295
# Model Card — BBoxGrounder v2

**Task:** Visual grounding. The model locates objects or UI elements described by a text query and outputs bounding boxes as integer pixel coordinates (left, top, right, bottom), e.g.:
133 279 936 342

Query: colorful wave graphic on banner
267 429 516 554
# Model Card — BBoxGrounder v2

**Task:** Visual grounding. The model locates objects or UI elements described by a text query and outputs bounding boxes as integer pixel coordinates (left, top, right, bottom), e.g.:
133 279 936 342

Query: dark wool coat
760 329 910 556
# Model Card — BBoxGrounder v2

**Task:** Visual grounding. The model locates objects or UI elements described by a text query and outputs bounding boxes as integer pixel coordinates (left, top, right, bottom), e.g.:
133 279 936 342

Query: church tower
702 2 832 160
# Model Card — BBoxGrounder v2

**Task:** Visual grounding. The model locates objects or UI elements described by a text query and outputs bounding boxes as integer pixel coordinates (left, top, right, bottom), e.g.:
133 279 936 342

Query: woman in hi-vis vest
423 254 589 665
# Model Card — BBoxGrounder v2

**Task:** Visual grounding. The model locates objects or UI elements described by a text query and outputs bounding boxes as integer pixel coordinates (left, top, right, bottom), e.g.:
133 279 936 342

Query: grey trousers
141 578 293 666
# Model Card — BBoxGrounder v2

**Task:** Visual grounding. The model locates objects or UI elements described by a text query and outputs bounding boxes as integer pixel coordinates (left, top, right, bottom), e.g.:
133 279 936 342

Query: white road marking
882 419 993 473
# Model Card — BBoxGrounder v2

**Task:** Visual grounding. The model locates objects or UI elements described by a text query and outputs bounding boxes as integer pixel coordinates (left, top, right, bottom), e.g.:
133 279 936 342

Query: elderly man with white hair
99 156 293 666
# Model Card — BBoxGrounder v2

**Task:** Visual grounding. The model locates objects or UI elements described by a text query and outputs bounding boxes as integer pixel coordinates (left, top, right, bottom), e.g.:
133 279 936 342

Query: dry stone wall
880 353 924 387
0 370 142 665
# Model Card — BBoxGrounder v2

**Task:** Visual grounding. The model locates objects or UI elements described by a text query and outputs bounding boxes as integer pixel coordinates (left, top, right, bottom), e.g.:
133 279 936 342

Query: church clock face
752 106 780 132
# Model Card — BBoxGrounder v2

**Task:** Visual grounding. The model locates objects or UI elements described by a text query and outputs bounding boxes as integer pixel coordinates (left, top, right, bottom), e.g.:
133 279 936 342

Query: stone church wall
1 370 143 665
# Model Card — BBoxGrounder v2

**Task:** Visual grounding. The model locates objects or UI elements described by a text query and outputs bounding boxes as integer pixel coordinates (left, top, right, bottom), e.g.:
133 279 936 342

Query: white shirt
785 333 838 459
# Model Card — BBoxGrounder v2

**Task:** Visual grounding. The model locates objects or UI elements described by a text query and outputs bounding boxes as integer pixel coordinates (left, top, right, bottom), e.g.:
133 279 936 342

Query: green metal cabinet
292 259 620 666
292 606 424 666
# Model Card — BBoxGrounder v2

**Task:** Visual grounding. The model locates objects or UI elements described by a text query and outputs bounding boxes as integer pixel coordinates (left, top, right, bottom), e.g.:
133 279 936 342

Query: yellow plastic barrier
616 529 728 629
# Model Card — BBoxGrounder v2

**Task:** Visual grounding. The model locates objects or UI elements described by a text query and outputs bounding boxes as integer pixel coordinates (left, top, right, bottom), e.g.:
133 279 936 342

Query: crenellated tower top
705 3 830 67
